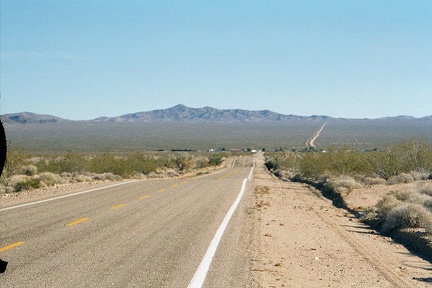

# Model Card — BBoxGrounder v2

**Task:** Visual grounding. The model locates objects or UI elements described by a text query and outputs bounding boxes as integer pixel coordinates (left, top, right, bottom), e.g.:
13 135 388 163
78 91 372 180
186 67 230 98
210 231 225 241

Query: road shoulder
248 155 431 287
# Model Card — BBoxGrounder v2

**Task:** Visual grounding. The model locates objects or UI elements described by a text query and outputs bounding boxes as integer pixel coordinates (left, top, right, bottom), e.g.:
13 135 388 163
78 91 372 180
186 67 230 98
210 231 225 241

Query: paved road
0 156 255 287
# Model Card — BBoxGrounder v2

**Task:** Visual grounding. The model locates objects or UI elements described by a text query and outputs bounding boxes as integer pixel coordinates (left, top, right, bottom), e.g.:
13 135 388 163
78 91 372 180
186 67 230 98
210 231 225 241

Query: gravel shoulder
249 154 432 287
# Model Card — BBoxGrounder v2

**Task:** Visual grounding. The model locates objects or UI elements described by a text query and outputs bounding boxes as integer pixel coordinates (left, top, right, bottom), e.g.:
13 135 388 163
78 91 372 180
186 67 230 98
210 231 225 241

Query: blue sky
1 0 431 120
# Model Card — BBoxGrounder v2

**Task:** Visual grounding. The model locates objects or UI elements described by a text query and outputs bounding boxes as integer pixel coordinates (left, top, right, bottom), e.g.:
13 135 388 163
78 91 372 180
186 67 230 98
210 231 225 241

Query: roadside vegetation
0 150 225 194
265 138 432 256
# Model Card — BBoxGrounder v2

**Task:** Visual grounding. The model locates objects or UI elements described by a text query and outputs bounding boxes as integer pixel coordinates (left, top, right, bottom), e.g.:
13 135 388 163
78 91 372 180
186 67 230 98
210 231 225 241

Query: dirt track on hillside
249 155 432 287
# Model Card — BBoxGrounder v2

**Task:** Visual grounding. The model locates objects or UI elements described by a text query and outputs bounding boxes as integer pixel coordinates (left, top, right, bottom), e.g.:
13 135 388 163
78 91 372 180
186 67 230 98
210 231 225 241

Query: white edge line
248 157 256 180
0 180 137 212
188 177 248 288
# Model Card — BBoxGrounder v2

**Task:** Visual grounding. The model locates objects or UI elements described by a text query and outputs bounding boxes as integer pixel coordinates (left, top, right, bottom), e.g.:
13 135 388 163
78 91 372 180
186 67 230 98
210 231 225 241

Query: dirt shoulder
248 154 432 287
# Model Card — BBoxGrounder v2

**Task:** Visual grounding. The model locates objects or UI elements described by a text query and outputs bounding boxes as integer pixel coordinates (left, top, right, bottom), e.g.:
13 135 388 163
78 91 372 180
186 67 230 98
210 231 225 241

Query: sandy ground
249 155 432 288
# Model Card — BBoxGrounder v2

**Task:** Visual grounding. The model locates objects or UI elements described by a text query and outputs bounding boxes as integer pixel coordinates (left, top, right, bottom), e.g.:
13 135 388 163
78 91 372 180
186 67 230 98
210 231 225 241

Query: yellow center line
171 184 178 188
139 195 150 200
66 217 89 227
218 168 242 180
111 204 125 210
157 189 166 193
182 181 187 184
0 241 24 253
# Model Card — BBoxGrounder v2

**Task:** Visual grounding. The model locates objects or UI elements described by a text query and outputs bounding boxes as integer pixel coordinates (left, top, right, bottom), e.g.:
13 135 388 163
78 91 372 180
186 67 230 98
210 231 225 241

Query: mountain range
2 104 431 125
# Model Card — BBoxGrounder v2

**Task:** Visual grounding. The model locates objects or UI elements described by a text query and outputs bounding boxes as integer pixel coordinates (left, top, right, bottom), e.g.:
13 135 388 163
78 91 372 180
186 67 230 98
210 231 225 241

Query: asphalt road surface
0 156 255 287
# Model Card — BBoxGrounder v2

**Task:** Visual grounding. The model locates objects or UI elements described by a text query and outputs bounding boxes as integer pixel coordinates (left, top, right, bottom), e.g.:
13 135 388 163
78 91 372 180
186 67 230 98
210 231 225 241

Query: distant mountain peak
95 105 318 123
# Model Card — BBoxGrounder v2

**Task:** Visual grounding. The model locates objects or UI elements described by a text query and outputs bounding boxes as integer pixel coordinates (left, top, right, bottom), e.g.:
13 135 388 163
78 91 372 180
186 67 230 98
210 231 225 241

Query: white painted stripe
188 177 248 288
0 181 137 212
231 157 237 167
248 157 255 180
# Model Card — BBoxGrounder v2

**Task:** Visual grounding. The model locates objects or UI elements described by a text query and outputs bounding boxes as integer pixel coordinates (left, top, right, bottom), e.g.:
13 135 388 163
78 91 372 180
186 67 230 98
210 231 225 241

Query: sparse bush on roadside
147 172 162 179
362 177 386 186
323 176 362 195
175 153 193 171
165 168 179 177
410 170 430 181
8 175 31 189
38 172 65 186
298 152 327 180
20 164 38 176
3 148 27 178
363 188 432 234
92 172 122 181
194 158 211 169
386 173 415 185
72 174 93 183
369 139 432 180
382 203 432 233
208 154 223 166
14 178 42 192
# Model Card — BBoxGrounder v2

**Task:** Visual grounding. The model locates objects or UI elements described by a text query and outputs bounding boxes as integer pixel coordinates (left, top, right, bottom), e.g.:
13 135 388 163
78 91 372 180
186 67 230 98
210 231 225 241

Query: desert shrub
366 188 432 234
325 147 372 176
265 152 300 172
15 178 42 191
375 194 401 222
368 139 432 180
8 175 30 187
424 200 432 211
35 153 89 174
165 168 179 177
264 158 278 171
147 172 161 178
194 158 210 169
126 154 158 175
298 152 327 180
408 192 432 206
72 174 93 183
382 203 432 233
20 164 38 176
418 183 432 197
3 148 27 178
92 173 122 181
386 173 414 185
38 172 64 186
410 170 430 181
362 177 386 186
388 189 414 201
208 154 223 166
323 177 362 195
175 153 193 171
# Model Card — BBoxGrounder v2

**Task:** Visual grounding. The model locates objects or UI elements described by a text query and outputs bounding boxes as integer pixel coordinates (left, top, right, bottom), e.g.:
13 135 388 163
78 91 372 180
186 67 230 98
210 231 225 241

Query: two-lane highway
0 156 255 287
